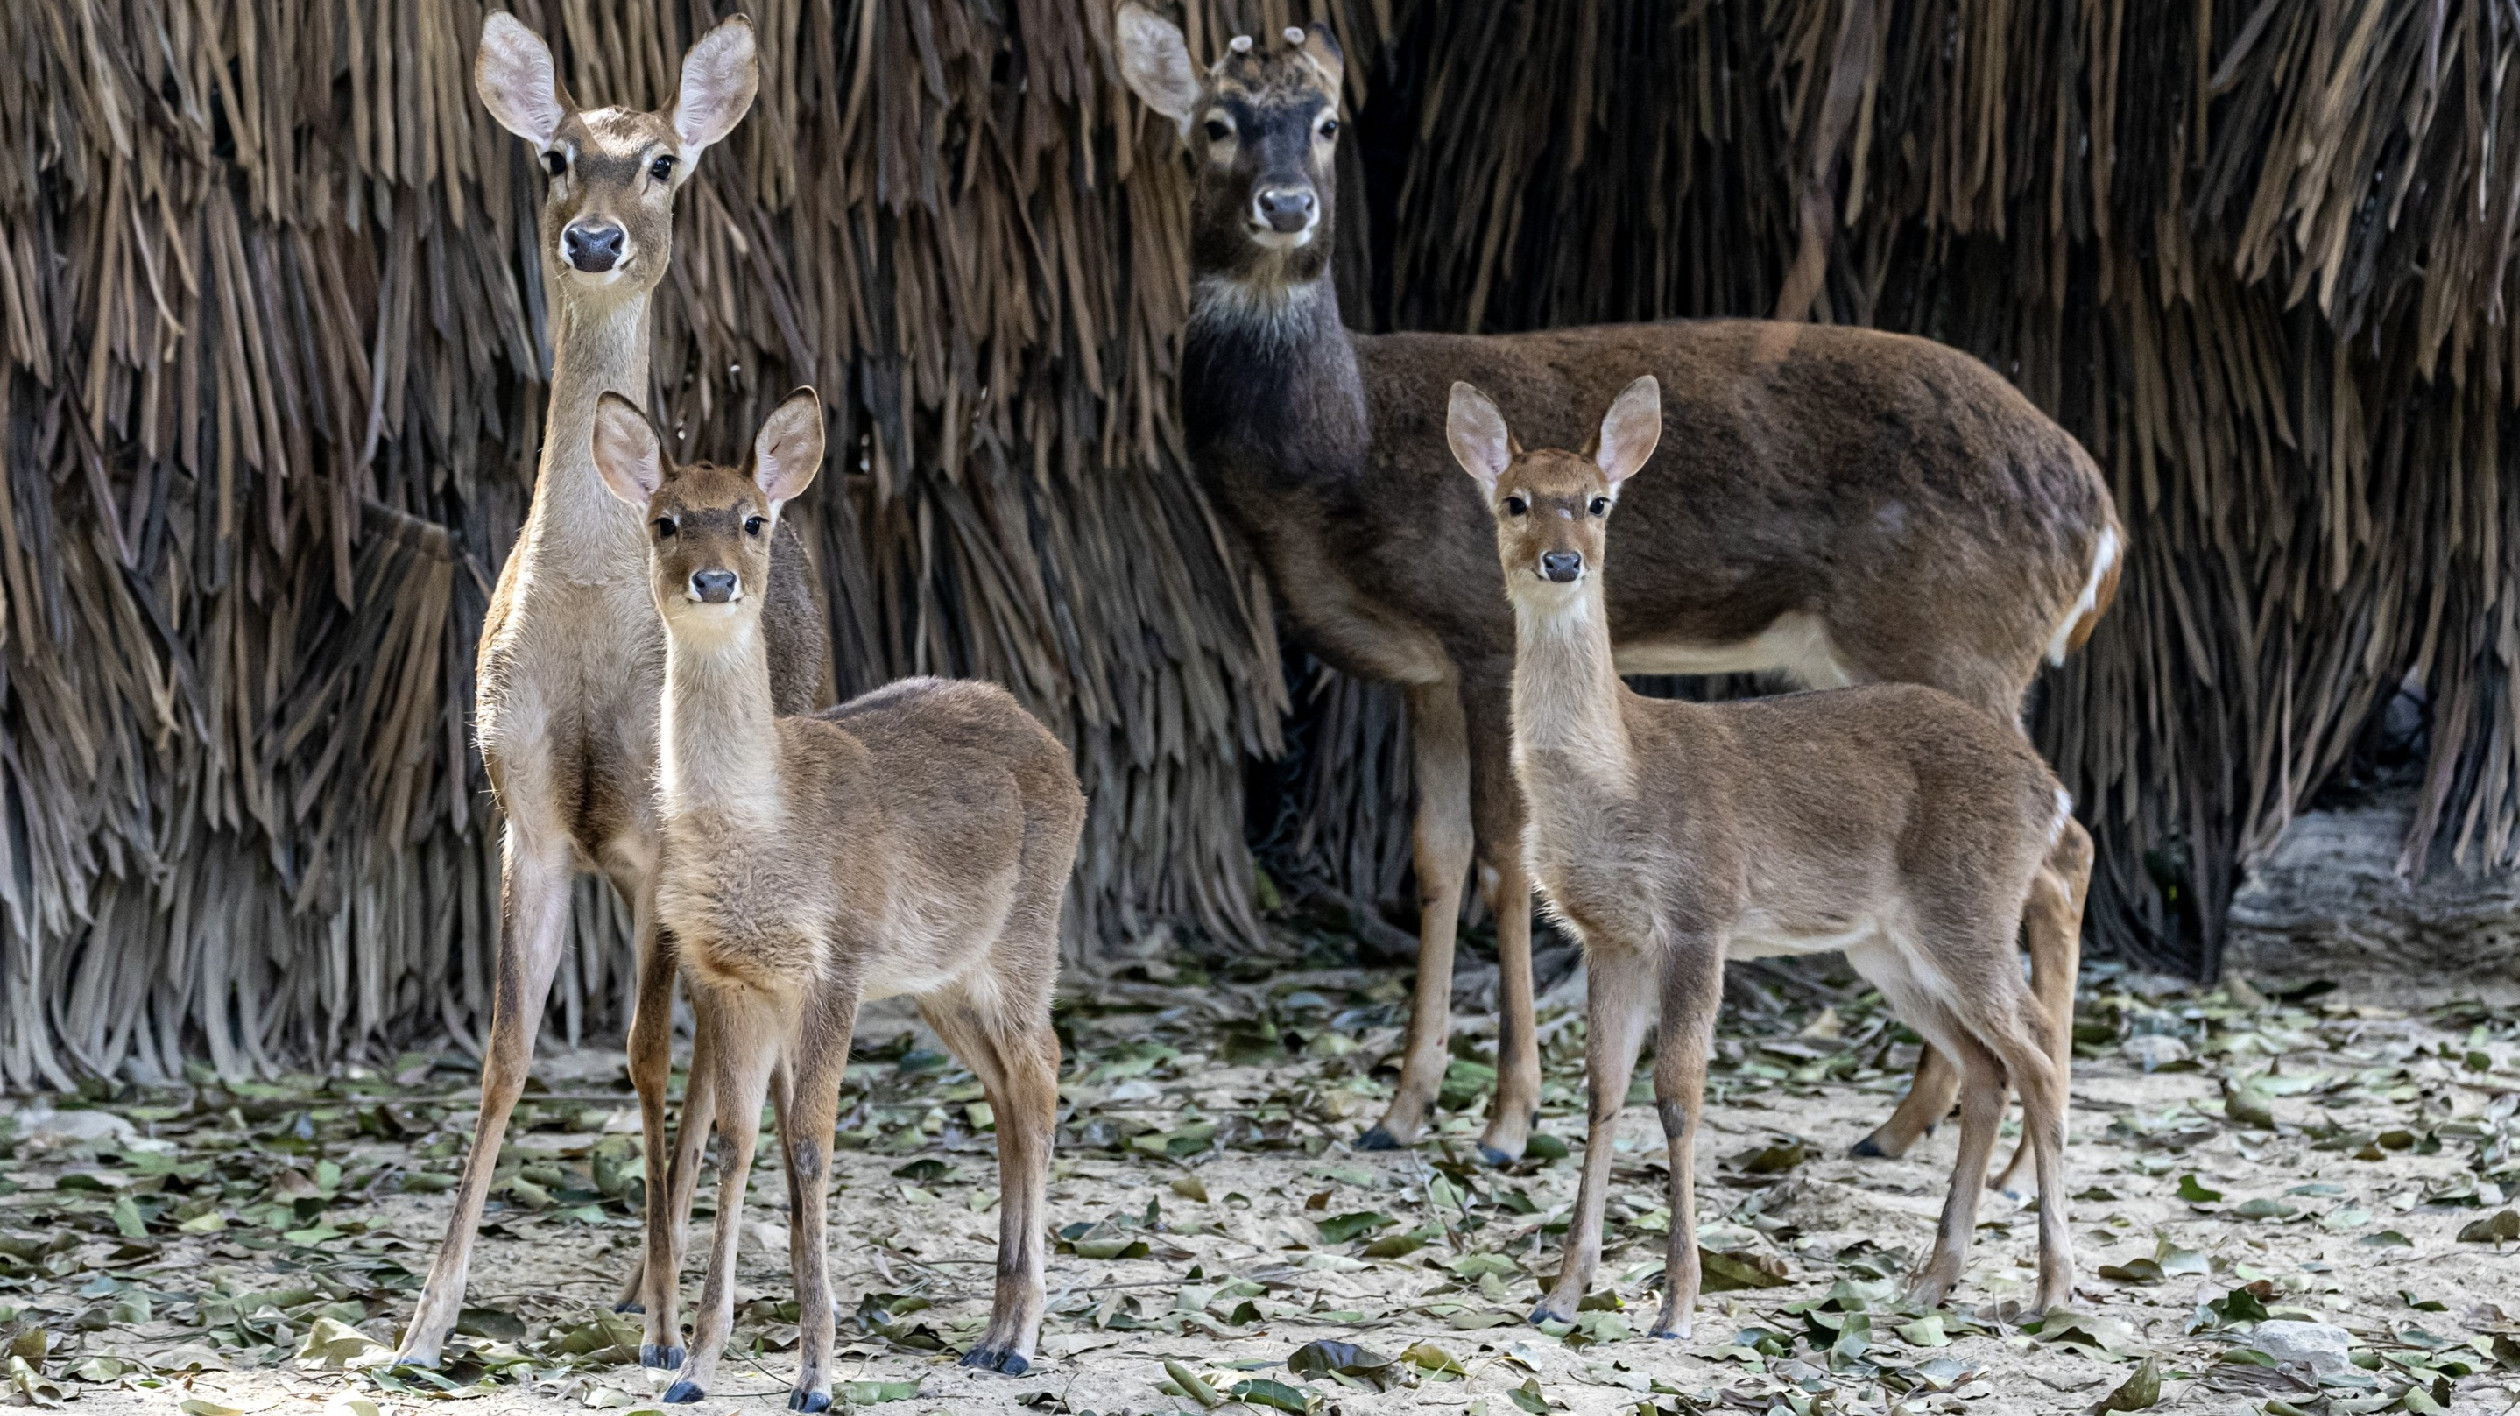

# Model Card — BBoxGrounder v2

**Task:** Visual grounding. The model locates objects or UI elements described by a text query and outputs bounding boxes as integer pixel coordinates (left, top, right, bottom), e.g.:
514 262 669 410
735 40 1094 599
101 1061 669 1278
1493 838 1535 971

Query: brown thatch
4 0 2516 1085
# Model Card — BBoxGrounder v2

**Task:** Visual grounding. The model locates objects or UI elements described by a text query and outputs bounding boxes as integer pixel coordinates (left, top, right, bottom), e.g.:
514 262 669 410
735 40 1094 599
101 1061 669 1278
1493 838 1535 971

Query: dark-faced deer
590 391 1081 1405
397 12 827 1369
1115 8 2117 1168
1453 377 2080 1332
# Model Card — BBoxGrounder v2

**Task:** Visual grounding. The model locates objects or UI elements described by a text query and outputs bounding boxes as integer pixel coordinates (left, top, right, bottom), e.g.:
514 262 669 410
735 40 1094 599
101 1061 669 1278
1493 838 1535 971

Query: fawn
589 390 1083 1405
1116 7 2114 1166
1449 376 2082 1335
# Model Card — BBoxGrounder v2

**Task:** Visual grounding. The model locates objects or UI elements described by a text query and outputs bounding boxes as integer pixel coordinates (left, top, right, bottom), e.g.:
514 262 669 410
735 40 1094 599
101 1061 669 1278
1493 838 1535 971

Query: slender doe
590 390 1082 1407
1115 10 2113 1168
1451 377 2082 1335
399 12 829 1369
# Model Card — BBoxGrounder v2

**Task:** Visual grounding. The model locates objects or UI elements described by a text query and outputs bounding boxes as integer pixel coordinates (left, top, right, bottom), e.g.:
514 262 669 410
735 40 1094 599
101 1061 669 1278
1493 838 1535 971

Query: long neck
660 616 784 829
1508 578 1636 785
528 289 653 545
1180 268 1368 477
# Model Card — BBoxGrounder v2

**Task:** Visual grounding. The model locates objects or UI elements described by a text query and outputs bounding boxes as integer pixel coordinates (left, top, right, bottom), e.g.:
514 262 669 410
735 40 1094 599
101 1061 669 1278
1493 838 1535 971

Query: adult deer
1114 9 2118 1165
1453 376 2078 1332
591 390 1081 1403
396 12 827 1368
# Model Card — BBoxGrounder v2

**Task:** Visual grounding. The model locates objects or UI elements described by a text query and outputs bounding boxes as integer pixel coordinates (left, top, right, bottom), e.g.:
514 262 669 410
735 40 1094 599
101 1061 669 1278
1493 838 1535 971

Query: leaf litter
3 938 2518 1416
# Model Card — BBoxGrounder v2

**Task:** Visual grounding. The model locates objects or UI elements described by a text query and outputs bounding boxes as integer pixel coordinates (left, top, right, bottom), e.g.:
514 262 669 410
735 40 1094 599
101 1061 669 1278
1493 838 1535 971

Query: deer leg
1468 676 1541 1165
924 988 1058 1376
618 884 674 1318
1533 944 1655 1326
1649 943 1723 1340
396 836 574 1368
1854 1046 1958 1159
1908 1026 2006 1311
1991 820 2089 1197
639 1013 718 1366
1362 678 1473 1151
665 986 779 1404
782 988 854 1413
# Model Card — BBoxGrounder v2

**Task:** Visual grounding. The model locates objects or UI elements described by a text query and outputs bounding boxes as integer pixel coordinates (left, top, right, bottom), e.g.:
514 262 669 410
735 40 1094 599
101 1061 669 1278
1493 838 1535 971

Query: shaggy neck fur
660 611 784 830
1508 577 1636 790
1180 268 1368 478
524 289 654 574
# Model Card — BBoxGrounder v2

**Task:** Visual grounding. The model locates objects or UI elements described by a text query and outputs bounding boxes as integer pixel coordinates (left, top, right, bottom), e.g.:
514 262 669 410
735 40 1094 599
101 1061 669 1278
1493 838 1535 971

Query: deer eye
1588 496 1610 515
743 515 765 537
542 150 568 178
650 154 676 183
1503 495 1528 516
653 517 676 538
1317 117 1339 139
1203 118 1232 143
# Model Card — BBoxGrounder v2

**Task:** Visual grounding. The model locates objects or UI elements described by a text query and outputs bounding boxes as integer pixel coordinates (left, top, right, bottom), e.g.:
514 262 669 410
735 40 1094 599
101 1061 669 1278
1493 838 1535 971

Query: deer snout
1540 551 1584 583
562 221 627 274
1251 186 1317 236
688 569 740 603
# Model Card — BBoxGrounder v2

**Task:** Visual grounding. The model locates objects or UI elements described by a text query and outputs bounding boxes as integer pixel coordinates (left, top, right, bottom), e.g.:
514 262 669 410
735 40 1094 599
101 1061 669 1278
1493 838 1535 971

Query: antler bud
1283 26 1305 45
1228 34 1252 52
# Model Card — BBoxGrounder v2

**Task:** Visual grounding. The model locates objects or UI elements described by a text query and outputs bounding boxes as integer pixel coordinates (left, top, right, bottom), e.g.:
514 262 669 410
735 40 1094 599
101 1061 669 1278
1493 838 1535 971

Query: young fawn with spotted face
590 391 1082 1406
1451 377 2082 1334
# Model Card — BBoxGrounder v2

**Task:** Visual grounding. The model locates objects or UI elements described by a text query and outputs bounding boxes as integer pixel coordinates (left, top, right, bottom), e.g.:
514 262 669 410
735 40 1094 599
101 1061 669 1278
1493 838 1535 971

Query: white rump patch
2046 526 2119 666
2048 787 2074 848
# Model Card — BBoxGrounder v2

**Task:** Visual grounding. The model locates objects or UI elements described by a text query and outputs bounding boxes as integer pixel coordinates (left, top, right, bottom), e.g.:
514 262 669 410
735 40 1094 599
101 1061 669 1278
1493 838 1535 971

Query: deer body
1122 8 2114 1164
592 392 1080 1407
1451 378 2080 1335
398 13 823 1369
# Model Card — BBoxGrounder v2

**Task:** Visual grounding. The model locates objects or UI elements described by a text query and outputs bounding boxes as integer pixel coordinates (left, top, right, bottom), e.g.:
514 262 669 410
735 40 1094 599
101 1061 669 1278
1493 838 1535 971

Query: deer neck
522 289 654 575
1181 268 1368 479
1508 577 1637 788
659 614 785 832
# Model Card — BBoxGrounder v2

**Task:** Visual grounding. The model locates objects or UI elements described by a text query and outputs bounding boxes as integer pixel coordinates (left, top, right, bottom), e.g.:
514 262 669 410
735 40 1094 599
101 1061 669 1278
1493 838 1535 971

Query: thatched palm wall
3 0 2512 1085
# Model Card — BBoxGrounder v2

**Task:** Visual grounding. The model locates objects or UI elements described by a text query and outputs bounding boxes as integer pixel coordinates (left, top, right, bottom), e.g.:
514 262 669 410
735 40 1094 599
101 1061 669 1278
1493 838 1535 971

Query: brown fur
1115 7 2120 1163
396 12 824 1370
592 392 1083 1404
1450 379 2083 1334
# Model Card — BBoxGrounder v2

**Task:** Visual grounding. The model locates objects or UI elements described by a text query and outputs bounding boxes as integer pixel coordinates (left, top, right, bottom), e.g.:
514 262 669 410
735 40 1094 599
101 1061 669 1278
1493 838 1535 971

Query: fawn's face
1115 4 1345 282
1449 377 1664 593
476 11 757 295
590 390 825 636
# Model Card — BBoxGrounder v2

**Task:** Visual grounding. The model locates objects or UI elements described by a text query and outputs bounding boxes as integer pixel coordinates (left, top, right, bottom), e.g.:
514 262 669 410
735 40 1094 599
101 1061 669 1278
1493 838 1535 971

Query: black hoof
788 1388 832 1412
1357 1125 1400 1151
1529 1308 1568 1327
1649 1326 1685 1341
615 1300 645 1315
1477 1144 1515 1167
1849 1135 1885 1159
388 1354 441 1372
960 1346 1031 1375
662 1380 705 1404
641 1344 686 1370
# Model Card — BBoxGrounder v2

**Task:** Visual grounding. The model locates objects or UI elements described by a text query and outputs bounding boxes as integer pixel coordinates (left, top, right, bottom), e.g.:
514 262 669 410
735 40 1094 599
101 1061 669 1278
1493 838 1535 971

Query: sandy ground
3 941 2516 1416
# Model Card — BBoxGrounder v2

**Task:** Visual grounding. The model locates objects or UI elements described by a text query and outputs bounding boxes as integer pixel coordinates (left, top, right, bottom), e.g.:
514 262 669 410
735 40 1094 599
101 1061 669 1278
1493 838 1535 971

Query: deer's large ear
1594 375 1661 485
591 393 666 508
753 388 825 506
1446 382 1517 492
672 15 758 153
478 12 570 148
1116 3 1202 131
1298 23 1344 93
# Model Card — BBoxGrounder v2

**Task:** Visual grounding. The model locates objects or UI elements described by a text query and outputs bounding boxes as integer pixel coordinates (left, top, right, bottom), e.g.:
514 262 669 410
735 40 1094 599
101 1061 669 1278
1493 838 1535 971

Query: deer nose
1540 551 1584 583
689 569 739 603
1252 186 1317 234
562 221 626 273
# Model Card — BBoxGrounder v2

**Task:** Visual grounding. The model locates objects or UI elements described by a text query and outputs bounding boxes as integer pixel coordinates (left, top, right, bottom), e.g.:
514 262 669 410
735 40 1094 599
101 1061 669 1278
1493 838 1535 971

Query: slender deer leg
666 986 779 1404
1533 943 1656 1326
1649 945 1723 1339
1363 678 1474 1151
619 883 675 1318
1467 673 1541 1164
1996 1010 2075 1312
1991 821 2089 1197
1853 1045 1957 1159
396 835 574 1367
925 989 1059 1375
781 986 852 1413
639 1013 718 1366
1908 1028 2006 1310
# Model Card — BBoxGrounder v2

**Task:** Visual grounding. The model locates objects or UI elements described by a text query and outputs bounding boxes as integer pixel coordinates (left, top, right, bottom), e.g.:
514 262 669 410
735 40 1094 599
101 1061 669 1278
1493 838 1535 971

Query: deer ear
1116 3 1202 131
590 393 665 508
1594 375 1662 485
1446 382 1515 492
478 12 570 148
753 388 825 506
672 15 758 153
1298 23 1344 93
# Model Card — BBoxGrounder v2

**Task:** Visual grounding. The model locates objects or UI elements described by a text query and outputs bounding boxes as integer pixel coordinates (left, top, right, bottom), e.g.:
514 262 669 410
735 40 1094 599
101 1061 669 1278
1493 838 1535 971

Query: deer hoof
640 1344 685 1370
1528 1304 1572 1328
1649 1321 1690 1341
1848 1134 1886 1158
615 1300 645 1315
959 1346 1031 1376
1476 1143 1515 1167
787 1388 832 1412
661 1380 705 1404
1357 1125 1401 1151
